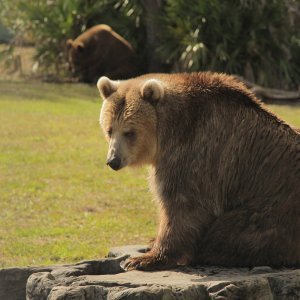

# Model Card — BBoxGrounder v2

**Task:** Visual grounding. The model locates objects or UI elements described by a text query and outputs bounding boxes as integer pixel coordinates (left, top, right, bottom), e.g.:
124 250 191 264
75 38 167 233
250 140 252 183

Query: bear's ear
141 79 164 103
66 39 73 49
97 76 119 99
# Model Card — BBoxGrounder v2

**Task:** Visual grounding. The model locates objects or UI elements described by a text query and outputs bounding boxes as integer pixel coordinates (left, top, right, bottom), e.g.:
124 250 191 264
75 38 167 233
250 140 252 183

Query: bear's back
74 24 134 54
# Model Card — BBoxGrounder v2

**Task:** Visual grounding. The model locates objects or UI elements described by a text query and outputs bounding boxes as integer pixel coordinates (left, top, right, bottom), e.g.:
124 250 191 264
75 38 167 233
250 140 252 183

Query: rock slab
0 245 299 300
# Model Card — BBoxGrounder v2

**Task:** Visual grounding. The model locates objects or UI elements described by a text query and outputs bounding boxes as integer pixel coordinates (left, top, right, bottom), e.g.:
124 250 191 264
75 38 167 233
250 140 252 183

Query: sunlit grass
0 81 299 267
0 81 156 267
267 104 300 128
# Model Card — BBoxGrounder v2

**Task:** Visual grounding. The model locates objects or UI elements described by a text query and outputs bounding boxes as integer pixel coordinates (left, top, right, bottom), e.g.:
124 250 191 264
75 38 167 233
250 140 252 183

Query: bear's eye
107 128 112 137
123 130 136 139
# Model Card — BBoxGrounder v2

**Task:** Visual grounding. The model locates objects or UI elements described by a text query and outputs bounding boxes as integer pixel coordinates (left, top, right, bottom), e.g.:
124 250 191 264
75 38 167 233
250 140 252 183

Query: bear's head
66 39 85 72
97 76 164 170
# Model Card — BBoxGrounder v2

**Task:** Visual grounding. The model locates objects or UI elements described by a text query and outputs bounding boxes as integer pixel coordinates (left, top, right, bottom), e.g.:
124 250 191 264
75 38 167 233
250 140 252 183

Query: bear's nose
107 156 121 171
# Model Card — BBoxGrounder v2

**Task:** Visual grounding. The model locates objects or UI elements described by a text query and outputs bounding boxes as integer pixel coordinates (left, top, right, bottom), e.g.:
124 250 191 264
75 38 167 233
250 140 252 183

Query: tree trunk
142 0 164 72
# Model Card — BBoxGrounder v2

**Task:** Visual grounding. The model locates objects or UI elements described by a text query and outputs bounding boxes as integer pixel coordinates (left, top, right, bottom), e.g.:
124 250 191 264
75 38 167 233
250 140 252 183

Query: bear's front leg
124 239 179 271
124 206 196 271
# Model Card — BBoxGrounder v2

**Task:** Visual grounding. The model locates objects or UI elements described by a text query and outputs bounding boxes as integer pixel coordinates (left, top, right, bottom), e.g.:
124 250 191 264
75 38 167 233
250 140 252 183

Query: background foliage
0 0 299 88
0 0 144 74
160 0 300 89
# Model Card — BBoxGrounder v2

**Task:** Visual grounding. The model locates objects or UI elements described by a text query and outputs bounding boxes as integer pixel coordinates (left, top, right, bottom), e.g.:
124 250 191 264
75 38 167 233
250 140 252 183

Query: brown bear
97 72 300 271
67 25 138 83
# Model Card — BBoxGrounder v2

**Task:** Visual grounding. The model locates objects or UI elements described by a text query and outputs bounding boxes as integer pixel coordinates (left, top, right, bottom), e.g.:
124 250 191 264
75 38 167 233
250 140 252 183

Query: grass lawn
0 81 156 268
0 81 299 268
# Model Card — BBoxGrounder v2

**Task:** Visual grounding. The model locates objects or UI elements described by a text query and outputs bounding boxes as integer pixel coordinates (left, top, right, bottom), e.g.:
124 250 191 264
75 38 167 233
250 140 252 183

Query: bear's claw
123 254 175 271
124 255 156 271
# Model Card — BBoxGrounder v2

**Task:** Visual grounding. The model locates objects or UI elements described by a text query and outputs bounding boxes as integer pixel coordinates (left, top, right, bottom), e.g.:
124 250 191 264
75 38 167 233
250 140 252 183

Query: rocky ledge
0 245 299 300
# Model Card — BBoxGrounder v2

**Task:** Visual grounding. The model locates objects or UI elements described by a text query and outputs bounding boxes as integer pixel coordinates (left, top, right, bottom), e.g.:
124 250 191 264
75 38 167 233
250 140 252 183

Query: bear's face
97 76 164 170
66 39 85 72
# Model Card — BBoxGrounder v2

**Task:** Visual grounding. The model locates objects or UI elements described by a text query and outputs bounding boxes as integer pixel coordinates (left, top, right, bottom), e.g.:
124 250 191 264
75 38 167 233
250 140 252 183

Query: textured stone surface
1 245 300 300
0 255 125 300
26 265 300 300
0 266 54 300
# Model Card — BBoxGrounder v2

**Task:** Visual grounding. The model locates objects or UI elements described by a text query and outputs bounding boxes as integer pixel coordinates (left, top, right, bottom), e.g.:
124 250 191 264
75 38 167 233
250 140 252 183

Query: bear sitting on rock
67 25 138 83
97 72 300 271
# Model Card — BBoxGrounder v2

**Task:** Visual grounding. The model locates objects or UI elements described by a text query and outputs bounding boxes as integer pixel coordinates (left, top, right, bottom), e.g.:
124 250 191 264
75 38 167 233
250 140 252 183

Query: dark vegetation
0 0 299 87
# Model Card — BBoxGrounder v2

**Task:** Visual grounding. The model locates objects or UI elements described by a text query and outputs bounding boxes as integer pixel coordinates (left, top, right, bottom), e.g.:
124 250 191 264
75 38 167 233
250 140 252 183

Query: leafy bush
1 0 299 88
159 0 300 89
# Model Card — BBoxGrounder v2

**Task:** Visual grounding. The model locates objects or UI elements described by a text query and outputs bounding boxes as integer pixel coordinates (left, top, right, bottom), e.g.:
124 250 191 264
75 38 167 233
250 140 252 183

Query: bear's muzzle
107 156 122 171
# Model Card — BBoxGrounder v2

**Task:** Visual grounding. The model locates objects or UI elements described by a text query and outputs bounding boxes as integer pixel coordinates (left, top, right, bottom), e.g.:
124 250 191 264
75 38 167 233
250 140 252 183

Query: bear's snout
107 156 122 171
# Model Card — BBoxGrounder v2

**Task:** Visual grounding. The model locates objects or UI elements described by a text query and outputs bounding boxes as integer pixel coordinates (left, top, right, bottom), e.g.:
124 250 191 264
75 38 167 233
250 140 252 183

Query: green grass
266 104 300 128
0 81 156 267
0 81 299 268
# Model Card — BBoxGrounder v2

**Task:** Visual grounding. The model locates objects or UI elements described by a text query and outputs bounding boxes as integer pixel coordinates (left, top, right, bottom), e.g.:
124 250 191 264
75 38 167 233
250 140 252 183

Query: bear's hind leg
196 207 299 268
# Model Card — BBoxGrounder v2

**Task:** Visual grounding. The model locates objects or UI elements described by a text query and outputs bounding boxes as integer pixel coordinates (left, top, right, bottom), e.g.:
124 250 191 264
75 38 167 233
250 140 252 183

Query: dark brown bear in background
98 72 300 271
67 25 138 83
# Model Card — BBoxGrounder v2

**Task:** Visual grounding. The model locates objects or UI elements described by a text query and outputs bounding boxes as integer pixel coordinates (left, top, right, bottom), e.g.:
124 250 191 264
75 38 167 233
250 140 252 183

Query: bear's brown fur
67 25 138 83
97 72 300 271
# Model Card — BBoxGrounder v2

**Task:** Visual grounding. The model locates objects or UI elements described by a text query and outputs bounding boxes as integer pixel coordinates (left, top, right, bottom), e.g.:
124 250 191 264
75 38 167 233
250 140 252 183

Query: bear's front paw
124 253 174 271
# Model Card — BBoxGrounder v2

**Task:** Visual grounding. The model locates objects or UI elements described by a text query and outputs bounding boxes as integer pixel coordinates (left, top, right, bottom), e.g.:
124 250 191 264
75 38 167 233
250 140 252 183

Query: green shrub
159 0 300 89
1 0 299 88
